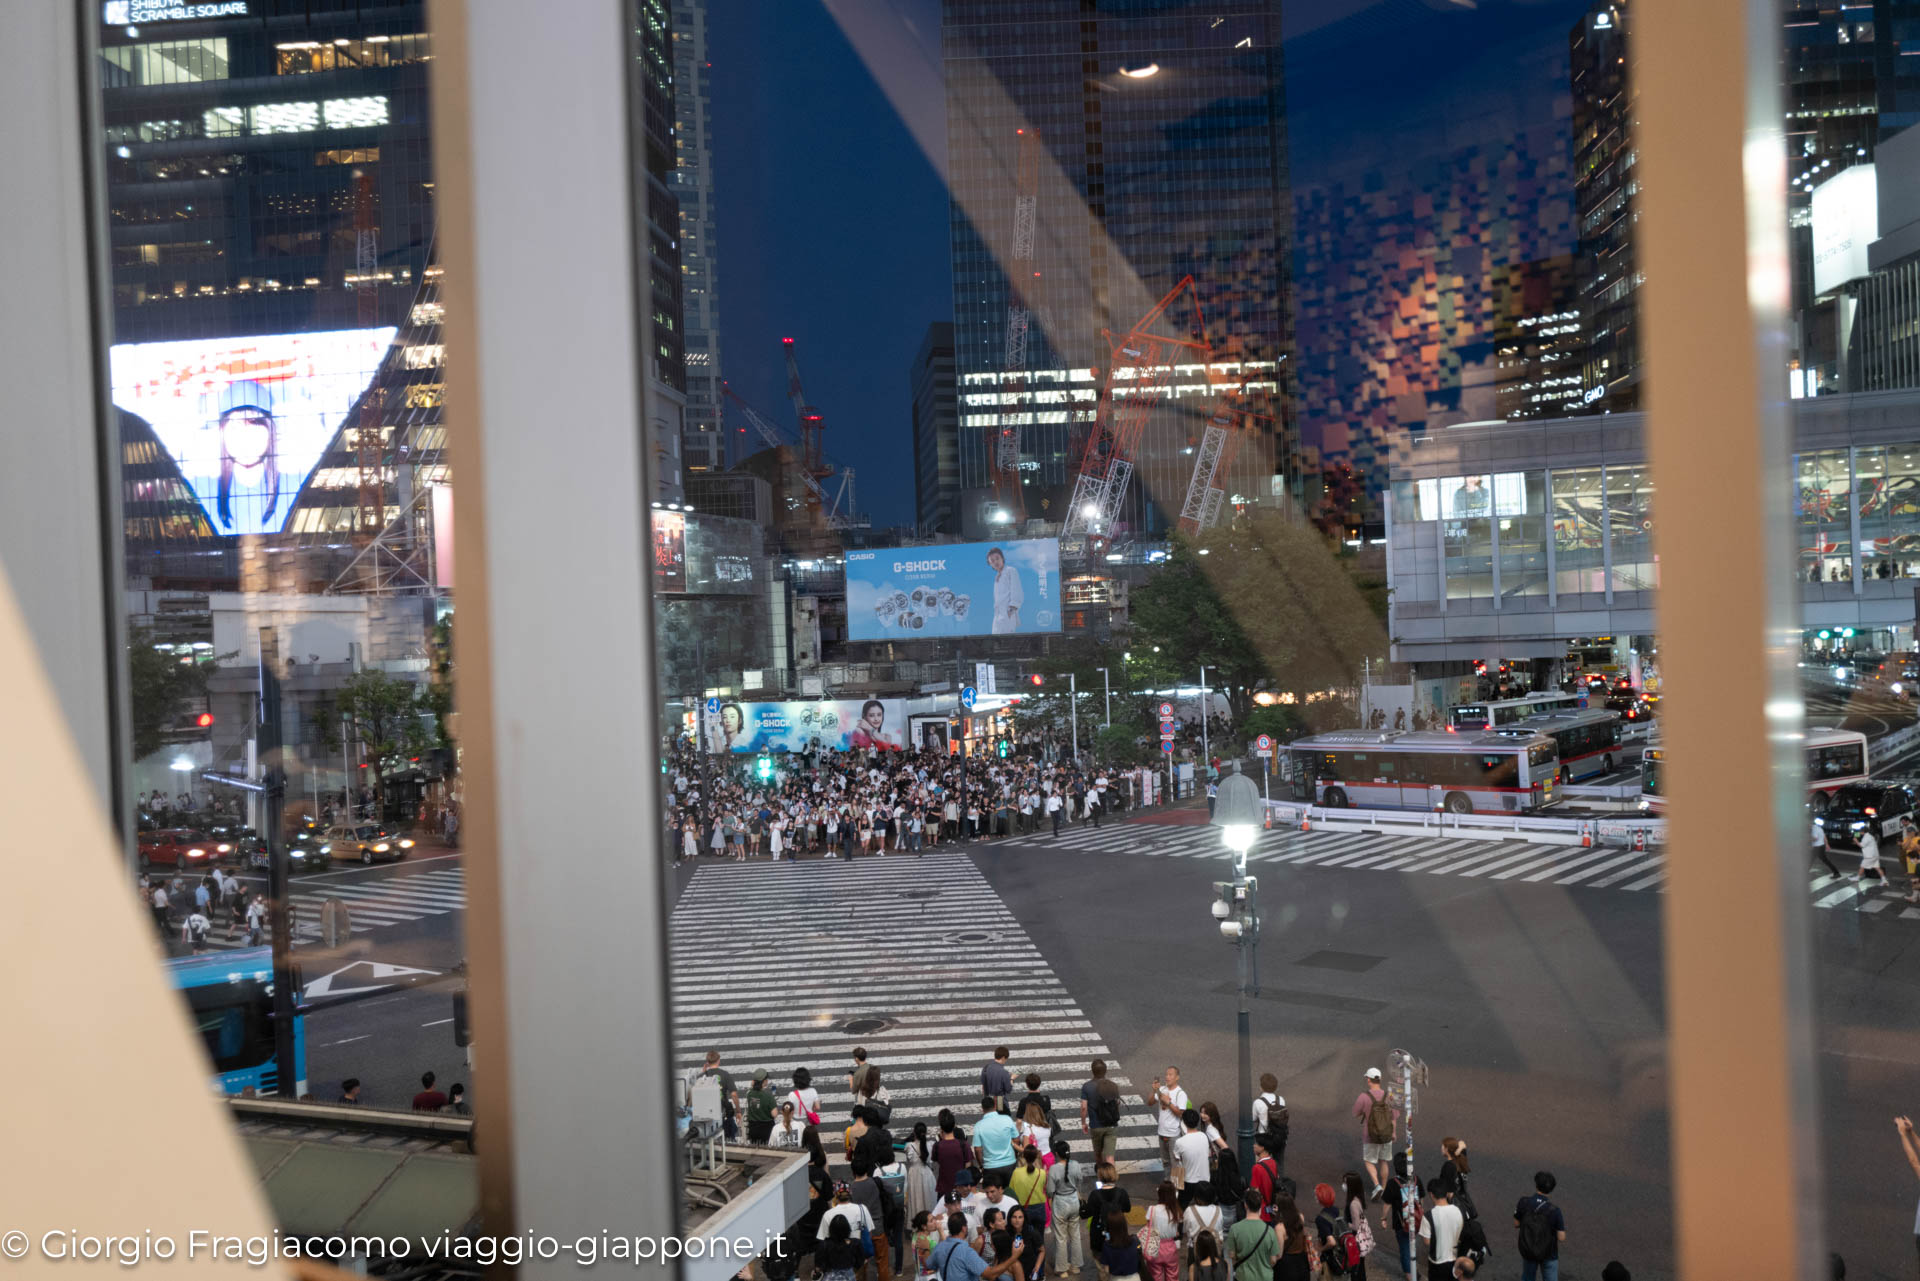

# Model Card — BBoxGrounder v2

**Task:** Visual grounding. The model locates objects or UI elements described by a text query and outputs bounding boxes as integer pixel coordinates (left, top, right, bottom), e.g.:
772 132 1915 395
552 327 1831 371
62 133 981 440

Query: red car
137 827 222 870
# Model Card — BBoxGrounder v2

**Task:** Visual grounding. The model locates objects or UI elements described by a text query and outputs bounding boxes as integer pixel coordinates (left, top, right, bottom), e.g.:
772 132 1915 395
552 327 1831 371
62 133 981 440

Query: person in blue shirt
931 1213 1018 1281
973 1095 1021 1187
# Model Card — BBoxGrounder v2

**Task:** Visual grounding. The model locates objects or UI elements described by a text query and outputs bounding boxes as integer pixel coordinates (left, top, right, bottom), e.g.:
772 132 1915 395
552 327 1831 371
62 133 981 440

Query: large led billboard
846 538 1060 641
703 698 908 753
109 327 398 536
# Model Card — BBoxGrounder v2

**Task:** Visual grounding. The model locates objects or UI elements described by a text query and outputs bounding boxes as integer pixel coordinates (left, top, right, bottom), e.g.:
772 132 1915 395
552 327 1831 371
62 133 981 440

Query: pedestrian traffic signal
996 740 1011 758
755 755 773 781
195 712 214 727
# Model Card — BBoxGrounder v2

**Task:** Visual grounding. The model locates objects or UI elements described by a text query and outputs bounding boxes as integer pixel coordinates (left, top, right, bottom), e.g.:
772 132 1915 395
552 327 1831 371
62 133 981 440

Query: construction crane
990 128 1043 522
352 171 385 542
782 336 830 478
1177 374 1274 536
722 384 860 528
1062 276 1213 538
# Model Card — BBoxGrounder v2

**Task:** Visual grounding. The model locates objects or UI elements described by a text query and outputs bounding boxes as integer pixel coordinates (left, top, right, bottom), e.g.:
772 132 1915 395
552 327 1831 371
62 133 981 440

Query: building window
1606 465 1657 592
1552 467 1606 596
1797 448 1852 584
1498 471 1549 598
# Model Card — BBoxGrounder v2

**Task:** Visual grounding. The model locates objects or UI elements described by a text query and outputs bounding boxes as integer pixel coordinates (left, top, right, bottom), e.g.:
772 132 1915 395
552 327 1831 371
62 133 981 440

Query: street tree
317 669 436 818
1128 512 1388 720
127 626 222 759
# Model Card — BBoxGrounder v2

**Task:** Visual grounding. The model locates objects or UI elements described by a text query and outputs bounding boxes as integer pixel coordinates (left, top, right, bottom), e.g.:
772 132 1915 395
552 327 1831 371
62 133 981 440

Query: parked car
1818 782 1918 852
319 823 416 865
136 828 218 871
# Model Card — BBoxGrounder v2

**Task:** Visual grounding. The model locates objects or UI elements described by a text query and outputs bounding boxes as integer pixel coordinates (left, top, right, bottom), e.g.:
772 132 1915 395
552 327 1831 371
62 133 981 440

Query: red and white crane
1063 276 1212 538
782 336 831 479
723 382 859 528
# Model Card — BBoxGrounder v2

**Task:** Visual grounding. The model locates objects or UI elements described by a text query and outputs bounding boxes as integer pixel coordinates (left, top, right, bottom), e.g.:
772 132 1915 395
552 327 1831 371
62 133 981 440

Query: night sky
708 0 1587 529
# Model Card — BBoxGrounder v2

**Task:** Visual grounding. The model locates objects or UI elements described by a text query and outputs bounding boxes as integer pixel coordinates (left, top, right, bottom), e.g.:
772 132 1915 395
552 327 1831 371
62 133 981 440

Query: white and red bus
1287 729 1561 814
1639 726 1868 814
1515 708 1624 783
1448 691 1583 731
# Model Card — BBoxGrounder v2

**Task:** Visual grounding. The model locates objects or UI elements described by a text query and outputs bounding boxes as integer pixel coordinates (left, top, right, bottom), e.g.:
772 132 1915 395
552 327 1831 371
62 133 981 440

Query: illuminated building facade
941 0 1295 541
671 0 726 474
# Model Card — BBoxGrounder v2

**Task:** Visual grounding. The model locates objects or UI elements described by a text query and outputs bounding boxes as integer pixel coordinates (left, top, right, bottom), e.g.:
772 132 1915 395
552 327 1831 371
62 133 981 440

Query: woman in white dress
769 816 785 861
904 1121 938 1219
681 819 699 863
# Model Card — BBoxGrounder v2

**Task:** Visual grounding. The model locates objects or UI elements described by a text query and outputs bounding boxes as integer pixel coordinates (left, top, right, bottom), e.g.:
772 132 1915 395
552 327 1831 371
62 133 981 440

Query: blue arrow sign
960 686 977 710
706 696 720 715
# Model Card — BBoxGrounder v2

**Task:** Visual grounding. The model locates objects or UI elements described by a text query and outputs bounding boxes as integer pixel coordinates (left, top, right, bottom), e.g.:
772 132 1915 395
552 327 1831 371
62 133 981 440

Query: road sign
1255 733 1274 758
1159 702 1174 717
960 686 977 710
1161 738 1175 754
705 696 720 715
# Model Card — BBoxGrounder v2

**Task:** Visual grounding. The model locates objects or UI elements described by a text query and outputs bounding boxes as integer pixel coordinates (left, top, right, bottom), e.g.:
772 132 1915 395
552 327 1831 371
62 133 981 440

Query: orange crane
1062 276 1212 538
353 171 385 541
990 128 1043 522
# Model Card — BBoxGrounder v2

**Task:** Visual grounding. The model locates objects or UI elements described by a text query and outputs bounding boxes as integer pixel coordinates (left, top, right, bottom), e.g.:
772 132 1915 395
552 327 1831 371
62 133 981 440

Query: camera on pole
1211 878 1258 940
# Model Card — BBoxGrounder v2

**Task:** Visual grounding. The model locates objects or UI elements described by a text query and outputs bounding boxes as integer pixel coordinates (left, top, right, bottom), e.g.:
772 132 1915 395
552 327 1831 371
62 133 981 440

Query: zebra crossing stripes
194 868 469 950
670 853 1166 1172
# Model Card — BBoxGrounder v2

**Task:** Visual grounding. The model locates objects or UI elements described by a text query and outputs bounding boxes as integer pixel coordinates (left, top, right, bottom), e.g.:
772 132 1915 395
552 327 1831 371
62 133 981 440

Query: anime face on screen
108 327 398 537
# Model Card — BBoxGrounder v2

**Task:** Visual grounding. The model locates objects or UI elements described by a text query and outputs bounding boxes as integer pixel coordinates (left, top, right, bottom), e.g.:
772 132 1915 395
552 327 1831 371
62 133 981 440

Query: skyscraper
637 0 688 501
941 0 1293 540
672 0 726 474
911 322 961 536
1570 0 1636 412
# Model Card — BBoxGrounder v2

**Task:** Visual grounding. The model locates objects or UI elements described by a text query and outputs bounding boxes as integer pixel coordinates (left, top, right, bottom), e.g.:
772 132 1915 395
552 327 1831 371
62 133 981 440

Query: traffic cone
1580 822 1593 849
1300 811 1312 832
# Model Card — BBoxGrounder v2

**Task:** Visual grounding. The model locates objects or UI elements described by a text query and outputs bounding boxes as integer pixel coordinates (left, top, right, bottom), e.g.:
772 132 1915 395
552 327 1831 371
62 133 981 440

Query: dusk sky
708 0 1587 529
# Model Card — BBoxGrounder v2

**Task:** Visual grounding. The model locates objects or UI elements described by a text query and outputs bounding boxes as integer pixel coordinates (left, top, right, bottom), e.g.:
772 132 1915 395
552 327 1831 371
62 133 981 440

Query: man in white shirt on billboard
988 547 1024 634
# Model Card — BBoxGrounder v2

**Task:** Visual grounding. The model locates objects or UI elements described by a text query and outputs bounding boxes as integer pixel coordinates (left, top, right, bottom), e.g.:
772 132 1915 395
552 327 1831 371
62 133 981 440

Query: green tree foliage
1128 513 1388 720
127 626 218 760
317 669 436 813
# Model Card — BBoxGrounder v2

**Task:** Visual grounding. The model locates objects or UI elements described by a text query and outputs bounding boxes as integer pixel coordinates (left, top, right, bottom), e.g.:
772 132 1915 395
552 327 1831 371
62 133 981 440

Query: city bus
1516 708 1625 783
1448 691 1583 731
166 947 306 1097
1639 726 1869 815
1287 729 1561 814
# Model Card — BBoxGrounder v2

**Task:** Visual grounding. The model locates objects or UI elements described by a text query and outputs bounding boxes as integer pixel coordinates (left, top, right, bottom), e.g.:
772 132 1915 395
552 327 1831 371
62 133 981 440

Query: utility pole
1070 671 1079 764
258 628 296 1097
1098 666 1111 727
1209 763 1264 1172
1199 664 1211 766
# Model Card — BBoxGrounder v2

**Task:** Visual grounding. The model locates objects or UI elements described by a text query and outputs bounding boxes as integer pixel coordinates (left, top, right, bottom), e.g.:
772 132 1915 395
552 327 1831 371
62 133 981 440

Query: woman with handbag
791 1068 822 1128
1009 1144 1050 1227
1141 1182 1182 1281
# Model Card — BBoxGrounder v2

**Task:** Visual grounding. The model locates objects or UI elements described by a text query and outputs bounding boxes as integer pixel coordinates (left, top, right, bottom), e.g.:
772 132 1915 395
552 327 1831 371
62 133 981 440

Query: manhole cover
939 928 1006 946
834 1015 899 1036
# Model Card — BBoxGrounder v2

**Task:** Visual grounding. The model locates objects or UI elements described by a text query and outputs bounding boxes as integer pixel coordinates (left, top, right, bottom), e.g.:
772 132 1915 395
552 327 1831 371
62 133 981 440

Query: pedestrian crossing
670 852 1168 1172
1010 822 1920 916
193 868 468 950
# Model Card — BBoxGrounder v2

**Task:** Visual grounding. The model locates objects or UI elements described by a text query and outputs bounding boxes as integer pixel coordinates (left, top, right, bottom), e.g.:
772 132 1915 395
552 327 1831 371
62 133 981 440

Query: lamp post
1198 664 1211 769
1097 667 1112 728
1070 671 1079 763
1209 760 1265 1173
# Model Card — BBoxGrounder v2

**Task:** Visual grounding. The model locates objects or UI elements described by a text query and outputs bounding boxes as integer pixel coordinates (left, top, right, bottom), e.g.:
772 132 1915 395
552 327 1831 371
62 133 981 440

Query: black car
242 836 330 874
1605 693 1657 725
1819 783 1917 852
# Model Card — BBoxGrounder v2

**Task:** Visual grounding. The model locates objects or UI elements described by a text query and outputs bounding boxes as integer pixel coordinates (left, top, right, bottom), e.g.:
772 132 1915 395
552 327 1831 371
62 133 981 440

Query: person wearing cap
818 1180 877 1247
186 379 307 536
745 1068 778 1144
1353 1068 1399 1199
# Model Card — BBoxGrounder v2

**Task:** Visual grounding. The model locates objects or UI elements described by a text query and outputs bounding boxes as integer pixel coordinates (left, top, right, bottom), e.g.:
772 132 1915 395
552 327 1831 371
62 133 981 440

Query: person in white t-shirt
1173 1109 1211 1192
1420 1180 1465 1276
1152 1066 1189 1180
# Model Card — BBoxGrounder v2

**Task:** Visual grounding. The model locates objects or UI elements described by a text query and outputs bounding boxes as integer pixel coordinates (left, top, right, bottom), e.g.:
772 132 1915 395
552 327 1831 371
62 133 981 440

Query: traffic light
996 740 1011 759
1029 674 1044 687
195 712 214 728
755 755 773 781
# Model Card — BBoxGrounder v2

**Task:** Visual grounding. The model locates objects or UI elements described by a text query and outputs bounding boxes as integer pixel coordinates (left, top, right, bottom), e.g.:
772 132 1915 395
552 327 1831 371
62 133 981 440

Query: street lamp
1210 760 1266 1172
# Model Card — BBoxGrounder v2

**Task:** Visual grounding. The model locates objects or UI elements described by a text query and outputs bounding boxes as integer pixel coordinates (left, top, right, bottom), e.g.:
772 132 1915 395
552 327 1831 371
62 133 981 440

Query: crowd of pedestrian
661 738 1150 865
687 1046 1633 1281
139 867 267 952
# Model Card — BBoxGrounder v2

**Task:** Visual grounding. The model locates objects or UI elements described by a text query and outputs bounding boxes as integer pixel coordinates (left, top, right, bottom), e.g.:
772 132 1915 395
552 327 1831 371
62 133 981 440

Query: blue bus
166 947 306 1097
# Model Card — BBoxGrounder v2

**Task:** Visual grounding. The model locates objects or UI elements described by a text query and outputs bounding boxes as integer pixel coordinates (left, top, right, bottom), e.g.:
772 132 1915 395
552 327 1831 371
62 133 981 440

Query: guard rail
1264 799 1665 848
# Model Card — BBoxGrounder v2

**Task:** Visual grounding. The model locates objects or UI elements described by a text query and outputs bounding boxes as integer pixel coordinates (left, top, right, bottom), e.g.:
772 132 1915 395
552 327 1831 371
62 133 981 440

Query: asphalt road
249 793 1920 1279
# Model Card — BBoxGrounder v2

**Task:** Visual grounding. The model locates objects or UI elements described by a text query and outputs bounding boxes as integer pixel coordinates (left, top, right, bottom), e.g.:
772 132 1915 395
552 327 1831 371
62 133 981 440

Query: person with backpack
1430 1140 1475 1221
697 1051 740 1142
1248 1134 1284 1223
1352 1069 1398 1199
1083 1060 1125 1165
1313 1182 1365 1281
1225 1191 1278 1281
1379 1154 1421 1281
1251 1074 1288 1174
1513 1172 1565 1281
1086 1163 1132 1281
1182 1184 1225 1279
744 1069 778 1144
1418 1180 1463 1281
